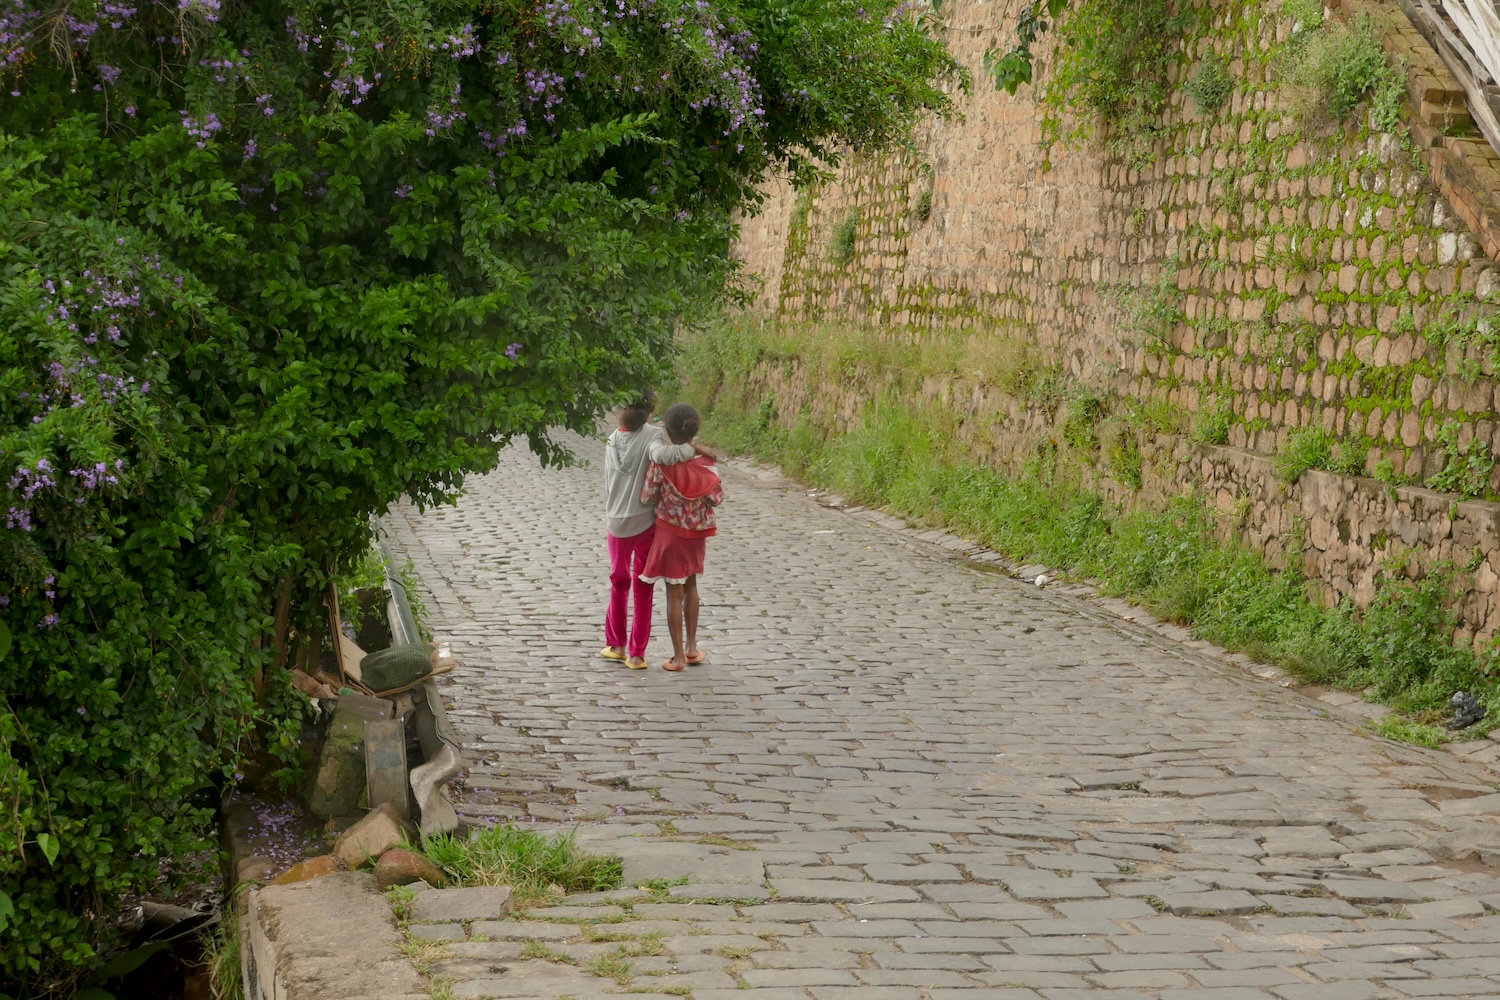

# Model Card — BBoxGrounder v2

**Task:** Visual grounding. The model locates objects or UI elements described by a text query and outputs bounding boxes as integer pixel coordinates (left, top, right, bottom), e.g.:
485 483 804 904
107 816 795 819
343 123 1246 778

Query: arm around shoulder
649 439 695 464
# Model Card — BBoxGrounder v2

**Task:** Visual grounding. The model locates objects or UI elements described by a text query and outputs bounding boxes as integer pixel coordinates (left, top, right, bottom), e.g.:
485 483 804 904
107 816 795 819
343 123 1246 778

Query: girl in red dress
639 403 723 672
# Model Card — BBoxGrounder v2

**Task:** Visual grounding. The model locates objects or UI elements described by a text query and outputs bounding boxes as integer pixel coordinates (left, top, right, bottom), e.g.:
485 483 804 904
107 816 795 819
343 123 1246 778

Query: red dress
639 457 723 584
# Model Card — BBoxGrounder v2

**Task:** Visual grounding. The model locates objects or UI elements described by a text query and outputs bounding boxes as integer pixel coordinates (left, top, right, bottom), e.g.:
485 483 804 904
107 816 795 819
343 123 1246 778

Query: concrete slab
246 872 425 1000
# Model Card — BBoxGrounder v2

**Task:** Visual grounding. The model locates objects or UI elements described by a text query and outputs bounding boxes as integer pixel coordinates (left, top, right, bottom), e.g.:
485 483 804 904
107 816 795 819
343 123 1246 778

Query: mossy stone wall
730 0 1500 645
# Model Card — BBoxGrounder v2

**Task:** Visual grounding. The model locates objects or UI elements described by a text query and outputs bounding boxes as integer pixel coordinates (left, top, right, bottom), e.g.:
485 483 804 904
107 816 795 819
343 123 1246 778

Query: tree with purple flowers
0 0 957 991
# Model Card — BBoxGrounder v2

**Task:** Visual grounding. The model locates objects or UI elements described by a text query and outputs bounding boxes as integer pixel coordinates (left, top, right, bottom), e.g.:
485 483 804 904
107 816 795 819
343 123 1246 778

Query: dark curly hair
662 402 701 444
620 394 654 432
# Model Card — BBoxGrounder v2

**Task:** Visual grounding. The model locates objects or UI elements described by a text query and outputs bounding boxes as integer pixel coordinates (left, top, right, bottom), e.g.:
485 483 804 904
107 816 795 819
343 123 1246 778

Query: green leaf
0 619 9 660
76 989 116 1000
36 832 59 866
0 890 13 933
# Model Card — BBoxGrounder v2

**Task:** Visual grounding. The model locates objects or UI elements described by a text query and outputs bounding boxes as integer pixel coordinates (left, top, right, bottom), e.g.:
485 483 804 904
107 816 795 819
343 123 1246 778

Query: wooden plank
325 581 367 684
1404 0 1500 154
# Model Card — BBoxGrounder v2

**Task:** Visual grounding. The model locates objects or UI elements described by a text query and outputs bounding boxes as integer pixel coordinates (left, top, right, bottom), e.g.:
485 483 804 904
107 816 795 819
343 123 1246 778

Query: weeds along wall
728 0 1500 646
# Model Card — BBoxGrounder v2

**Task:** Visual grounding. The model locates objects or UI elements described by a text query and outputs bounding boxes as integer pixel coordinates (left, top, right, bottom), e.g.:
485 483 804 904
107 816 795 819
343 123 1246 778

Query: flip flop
684 651 707 665
598 647 627 662
662 659 685 672
626 657 648 670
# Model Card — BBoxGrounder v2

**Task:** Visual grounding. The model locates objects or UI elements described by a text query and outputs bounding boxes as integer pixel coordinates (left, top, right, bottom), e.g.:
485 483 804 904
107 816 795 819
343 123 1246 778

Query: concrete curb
244 873 426 1000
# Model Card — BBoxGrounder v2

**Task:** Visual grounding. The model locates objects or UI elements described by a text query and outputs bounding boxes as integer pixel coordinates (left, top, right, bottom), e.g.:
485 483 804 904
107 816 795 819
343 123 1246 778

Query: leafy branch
983 0 1071 94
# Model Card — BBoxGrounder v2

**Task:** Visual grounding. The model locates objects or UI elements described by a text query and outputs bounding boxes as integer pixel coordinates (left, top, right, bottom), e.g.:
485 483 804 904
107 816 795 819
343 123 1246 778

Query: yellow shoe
598 647 627 662
626 657 648 669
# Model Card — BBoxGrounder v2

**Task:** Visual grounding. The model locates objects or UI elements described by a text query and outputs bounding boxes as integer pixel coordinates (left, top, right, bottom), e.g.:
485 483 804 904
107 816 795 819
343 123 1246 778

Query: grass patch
678 315 1065 434
1190 397 1232 445
422 825 623 908
633 876 690 892
1275 426 1332 482
913 188 933 222
522 941 575 963
388 885 417 926
679 316 1500 741
401 937 452 977
693 834 757 851
584 927 650 944
1370 715 1448 748
399 557 434 642
586 947 635 984
625 933 666 957
201 910 243 1000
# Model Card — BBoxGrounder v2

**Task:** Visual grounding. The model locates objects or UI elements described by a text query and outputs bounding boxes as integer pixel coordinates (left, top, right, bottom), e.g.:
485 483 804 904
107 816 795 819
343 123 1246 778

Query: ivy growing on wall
984 0 1200 166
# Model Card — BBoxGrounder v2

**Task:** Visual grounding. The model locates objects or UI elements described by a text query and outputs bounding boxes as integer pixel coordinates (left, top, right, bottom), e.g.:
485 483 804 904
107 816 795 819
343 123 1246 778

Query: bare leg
663 583 686 670
684 576 701 661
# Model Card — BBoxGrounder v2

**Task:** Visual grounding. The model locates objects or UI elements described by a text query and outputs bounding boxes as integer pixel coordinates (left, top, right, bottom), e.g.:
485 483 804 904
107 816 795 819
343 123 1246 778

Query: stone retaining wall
730 0 1500 646
730 353 1500 644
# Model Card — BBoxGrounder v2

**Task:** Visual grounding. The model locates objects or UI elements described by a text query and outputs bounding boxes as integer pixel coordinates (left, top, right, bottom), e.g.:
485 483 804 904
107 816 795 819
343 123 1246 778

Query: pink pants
605 527 655 658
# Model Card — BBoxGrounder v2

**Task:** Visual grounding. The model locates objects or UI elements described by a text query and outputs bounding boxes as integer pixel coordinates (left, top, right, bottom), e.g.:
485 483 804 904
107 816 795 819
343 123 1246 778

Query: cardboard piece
325 582 368 684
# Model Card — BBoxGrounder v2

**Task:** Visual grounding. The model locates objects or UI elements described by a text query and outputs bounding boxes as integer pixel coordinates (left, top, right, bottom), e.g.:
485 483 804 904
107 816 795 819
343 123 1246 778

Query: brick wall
730 0 1500 645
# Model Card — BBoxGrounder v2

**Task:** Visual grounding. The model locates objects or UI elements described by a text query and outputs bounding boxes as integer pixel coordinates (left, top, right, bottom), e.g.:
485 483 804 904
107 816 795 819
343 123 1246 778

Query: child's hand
693 443 717 459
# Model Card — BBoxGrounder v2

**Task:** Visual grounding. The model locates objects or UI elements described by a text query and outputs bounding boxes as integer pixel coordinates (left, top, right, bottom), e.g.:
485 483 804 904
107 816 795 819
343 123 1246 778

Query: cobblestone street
385 437 1500 1000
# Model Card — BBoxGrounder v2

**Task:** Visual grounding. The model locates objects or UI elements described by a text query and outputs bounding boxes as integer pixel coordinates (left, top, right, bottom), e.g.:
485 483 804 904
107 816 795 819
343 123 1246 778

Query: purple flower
40 614 59 628
505 343 522 360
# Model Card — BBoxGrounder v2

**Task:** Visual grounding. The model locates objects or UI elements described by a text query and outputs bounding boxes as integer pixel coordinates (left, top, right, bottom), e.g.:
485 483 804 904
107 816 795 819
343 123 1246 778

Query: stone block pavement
383 436 1500 1000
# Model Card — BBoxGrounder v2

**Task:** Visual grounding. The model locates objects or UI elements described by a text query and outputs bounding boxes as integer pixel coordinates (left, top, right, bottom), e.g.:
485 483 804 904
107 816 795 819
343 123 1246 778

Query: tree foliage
0 0 958 992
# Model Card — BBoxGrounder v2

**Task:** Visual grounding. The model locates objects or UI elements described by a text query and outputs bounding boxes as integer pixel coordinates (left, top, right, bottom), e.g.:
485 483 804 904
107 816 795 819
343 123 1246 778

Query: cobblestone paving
385 437 1500 1000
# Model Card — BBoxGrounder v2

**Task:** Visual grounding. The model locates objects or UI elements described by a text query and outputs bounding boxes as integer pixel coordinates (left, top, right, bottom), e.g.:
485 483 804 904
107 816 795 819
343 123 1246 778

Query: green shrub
1190 399 1234 445
1117 270 1185 349
1328 436 1371 476
1427 421 1495 499
1282 14 1405 127
1274 427 1332 481
1374 456 1406 486
1108 432 1145 490
1062 389 1107 452
0 0 961 990
1187 52 1234 114
1282 0 1326 34
830 212 859 265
